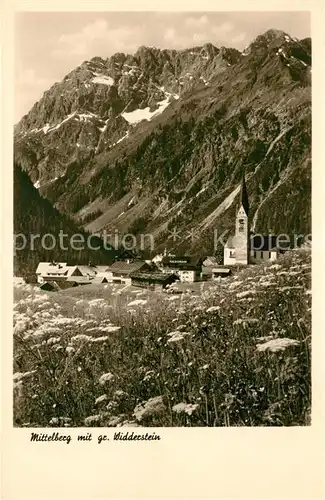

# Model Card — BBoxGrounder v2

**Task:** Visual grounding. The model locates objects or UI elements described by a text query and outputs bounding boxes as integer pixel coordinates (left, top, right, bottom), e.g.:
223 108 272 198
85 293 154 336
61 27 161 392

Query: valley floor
13 248 311 427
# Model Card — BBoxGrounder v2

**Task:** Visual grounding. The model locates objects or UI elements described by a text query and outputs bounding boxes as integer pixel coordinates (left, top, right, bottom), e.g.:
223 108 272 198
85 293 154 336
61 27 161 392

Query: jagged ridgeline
14 165 121 280
14 29 311 256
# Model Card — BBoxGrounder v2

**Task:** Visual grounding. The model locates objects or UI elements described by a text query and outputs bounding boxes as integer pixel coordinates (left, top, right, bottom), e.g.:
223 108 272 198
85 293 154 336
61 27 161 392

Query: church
224 174 283 266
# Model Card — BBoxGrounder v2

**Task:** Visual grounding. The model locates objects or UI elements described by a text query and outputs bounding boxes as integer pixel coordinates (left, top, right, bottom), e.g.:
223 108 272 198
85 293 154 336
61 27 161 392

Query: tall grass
13 249 311 427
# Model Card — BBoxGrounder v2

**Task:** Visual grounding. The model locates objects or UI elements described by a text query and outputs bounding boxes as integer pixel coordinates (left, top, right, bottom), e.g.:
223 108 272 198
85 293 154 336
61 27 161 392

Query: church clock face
238 218 245 232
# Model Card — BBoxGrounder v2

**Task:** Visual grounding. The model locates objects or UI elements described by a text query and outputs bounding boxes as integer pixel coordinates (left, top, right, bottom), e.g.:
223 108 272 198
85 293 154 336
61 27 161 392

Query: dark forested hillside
14 165 117 279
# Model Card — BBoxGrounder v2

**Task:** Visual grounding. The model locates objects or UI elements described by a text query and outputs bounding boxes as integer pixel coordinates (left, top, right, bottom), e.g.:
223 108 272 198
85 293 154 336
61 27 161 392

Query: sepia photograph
13 10 311 428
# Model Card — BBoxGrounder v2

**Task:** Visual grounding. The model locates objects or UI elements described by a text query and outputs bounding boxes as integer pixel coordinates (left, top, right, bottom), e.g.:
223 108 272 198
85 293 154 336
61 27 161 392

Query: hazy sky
15 11 310 121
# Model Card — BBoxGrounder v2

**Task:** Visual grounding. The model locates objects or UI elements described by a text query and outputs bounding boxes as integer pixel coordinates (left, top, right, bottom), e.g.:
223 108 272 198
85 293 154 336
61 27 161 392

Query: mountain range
14 28 311 261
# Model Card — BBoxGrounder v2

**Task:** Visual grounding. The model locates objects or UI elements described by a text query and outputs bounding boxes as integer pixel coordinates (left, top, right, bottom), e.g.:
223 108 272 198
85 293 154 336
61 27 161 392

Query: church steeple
233 170 250 265
240 171 249 216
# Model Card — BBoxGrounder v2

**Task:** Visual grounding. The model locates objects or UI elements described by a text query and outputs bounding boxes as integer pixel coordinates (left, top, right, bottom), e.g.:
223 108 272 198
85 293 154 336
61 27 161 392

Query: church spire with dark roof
240 171 249 216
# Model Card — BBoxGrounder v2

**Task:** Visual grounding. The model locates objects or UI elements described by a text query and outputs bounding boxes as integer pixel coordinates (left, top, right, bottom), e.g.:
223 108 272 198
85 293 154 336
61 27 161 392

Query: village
31 175 288 294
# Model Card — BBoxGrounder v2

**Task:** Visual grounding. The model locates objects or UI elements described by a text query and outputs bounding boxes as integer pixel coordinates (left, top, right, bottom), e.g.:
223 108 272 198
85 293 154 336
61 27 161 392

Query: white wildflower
87 325 120 333
84 414 102 426
89 299 106 305
260 281 275 287
75 299 87 306
114 390 127 398
70 334 92 344
41 311 52 319
142 370 155 382
167 330 190 343
31 295 49 305
52 345 64 352
47 336 61 345
127 299 148 307
228 280 243 289
91 336 110 343
37 301 52 310
14 320 30 336
278 285 303 291
99 372 114 385
95 394 108 405
118 420 140 427
49 416 71 425
206 306 220 313
236 290 256 298
268 264 282 271
172 402 199 415
52 317 82 326
13 370 37 382
107 416 123 426
233 318 258 327
133 396 166 421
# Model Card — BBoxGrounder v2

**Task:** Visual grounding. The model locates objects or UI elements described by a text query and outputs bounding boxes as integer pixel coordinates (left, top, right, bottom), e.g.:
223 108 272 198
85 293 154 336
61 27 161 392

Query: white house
94 265 112 281
36 262 69 283
224 174 284 266
211 268 231 280
107 260 151 285
77 265 97 280
202 256 219 278
36 262 96 284
178 270 198 283
159 256 202 282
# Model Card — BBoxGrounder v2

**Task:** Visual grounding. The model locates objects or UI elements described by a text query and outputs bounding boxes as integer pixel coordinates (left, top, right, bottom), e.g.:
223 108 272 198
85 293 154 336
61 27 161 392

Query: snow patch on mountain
115 132 129 145
128 196 135 207
76 112 99 121
122 92 174 124
195 186 208 197
33 175 61 190
91 74 114 86
49 112 77 131
98 118 109 133
276 48 289 59
29 111 102 136
122 107 153 124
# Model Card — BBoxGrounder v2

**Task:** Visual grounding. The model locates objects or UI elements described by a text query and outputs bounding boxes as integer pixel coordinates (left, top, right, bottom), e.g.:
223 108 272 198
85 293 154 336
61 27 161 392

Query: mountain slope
14 29 311 255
